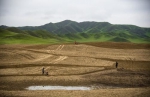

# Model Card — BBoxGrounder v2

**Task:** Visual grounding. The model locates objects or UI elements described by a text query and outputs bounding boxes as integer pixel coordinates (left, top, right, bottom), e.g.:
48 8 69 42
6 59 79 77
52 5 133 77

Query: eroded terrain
0 43 150 97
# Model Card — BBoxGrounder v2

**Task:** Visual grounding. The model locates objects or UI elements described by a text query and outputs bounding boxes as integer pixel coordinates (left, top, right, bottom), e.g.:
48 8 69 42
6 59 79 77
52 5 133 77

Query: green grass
0 35 59 44
62 33 114 43
128 38 150 43
0 28 149 44
0 29 17 37
146 32 150 37
0 29 60 44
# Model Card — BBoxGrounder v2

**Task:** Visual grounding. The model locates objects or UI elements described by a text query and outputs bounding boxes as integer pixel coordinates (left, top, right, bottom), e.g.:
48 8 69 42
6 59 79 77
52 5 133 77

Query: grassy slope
63 32 150 43
76 34 113 42
0 27 150 44
0 31 149 44
0 29 59 44
16 20 150 43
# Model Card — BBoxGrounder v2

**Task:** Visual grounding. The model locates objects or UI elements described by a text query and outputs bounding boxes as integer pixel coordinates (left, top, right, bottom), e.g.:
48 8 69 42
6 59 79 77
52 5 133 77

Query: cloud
0 0 150 27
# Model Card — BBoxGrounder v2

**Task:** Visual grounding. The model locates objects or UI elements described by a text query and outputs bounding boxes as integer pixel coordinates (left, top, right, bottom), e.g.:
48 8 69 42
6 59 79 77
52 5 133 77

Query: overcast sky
0 0 150 27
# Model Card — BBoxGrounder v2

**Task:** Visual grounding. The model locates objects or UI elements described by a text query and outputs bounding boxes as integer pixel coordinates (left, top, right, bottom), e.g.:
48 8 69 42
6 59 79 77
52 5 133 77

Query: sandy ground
0 87 150 97
0 43 150 97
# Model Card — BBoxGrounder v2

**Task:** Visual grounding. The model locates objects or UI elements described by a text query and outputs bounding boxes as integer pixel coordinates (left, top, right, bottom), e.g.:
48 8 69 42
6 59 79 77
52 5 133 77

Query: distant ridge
0 20 150 44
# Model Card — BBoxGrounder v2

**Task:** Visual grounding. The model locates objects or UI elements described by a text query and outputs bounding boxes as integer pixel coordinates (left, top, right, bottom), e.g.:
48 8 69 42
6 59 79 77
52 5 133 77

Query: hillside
0 20 150 44
0 28 62 44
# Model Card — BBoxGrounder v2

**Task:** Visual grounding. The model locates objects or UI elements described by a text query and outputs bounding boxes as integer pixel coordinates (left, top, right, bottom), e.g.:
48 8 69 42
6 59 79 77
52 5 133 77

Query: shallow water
26 86 91 90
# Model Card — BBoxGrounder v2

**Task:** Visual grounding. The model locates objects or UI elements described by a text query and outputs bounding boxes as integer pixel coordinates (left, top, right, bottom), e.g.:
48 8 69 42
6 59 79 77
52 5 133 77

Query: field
0 42 150 97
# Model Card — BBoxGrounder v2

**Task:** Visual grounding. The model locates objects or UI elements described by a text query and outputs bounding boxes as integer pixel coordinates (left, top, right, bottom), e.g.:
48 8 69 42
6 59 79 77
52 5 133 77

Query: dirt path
56 45 64 50
45 45 68 70
52 56 68 64
50 45 67 64
33 55 52 62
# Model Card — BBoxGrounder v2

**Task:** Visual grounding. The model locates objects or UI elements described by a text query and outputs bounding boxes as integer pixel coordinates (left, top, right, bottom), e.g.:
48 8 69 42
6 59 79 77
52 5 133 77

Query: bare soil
0 42 150 97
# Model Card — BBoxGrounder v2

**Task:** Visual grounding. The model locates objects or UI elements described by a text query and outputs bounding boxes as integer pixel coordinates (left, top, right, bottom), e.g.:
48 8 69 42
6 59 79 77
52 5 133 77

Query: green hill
0 20 150 44
109 37 130 42
0 28 61 44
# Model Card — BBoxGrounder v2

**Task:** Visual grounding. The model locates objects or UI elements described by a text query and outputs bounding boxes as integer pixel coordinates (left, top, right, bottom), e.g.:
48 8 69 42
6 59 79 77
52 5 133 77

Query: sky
0 0 150 27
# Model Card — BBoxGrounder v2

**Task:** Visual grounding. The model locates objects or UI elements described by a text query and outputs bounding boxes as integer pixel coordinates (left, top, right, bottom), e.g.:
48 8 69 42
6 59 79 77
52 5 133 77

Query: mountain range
0 20 150 44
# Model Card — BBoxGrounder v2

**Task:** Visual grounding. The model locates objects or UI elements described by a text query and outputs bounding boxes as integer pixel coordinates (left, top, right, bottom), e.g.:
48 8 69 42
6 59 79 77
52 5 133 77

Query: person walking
42 67 45 75
116 61 118 68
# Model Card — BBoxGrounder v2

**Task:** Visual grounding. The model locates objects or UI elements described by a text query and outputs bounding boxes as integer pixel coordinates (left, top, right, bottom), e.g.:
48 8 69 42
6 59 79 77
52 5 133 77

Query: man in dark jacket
116 62 118 68
42 67 45 75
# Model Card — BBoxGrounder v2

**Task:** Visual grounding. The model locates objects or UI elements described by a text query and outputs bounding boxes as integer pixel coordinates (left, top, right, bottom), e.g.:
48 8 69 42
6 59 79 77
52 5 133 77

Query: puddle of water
26 86 91 90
